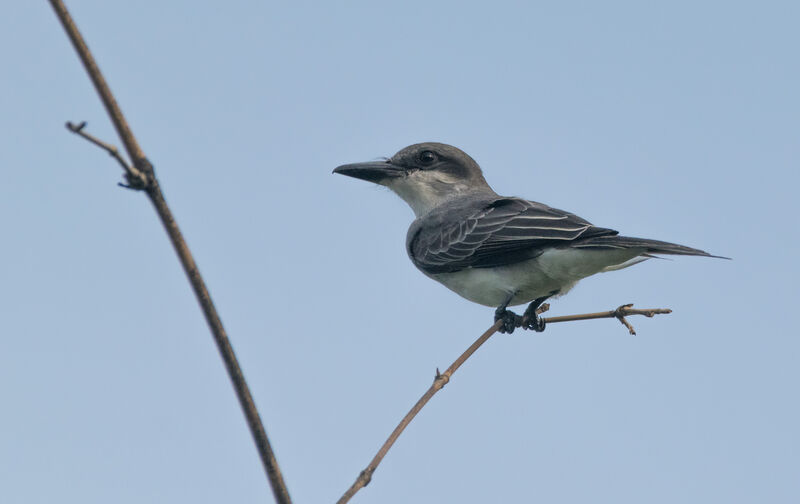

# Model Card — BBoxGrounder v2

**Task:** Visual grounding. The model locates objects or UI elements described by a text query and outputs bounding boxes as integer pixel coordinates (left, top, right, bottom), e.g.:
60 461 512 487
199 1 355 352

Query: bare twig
65 121 138 185
336 319 503 504
337 303 671 503
543 303 672 336
49 2 291 503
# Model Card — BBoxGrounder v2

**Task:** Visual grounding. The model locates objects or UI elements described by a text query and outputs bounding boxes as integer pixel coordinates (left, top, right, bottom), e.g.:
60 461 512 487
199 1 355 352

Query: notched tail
573 235 730 259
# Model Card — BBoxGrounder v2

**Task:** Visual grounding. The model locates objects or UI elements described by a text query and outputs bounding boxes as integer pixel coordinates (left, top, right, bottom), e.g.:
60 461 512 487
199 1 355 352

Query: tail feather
573 235 730 259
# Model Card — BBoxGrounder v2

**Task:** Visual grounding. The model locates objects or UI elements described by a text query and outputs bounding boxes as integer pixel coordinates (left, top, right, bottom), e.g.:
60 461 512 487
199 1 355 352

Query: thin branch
49 1 149 189
337 303 671 503
49 2 292 503
543 303 672 335
65 121 137 183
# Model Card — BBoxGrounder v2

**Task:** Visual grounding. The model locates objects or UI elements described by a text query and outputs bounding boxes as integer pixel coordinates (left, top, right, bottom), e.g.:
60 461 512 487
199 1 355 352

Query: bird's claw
520 296 550 333
494 308 521 334
522 314 546 332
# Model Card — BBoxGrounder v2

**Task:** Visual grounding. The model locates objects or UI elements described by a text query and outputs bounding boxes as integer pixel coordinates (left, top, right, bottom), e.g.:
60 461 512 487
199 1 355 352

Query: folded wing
409 198 619 274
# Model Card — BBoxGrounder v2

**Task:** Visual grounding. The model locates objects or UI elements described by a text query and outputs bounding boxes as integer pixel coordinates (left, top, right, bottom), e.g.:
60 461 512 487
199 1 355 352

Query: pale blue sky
2 1 798 503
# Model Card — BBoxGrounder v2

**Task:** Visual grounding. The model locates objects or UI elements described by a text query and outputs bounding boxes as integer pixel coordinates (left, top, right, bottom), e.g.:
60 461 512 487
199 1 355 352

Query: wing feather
410 198 618 273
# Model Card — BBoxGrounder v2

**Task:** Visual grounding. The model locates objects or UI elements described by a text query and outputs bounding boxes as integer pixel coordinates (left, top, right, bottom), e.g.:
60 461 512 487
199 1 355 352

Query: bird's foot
494 307 522 334
521 300 549 332
521 312 546 332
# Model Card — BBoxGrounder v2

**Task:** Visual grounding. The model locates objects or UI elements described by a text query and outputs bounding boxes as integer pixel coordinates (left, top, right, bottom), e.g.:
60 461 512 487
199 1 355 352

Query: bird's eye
419 151 437 165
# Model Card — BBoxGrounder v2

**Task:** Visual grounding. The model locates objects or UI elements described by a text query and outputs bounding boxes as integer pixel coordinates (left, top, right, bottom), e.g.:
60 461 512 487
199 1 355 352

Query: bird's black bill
333 161 404 184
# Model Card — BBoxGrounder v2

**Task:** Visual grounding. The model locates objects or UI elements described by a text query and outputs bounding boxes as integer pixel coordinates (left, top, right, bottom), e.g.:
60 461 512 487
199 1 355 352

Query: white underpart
431 247 648 307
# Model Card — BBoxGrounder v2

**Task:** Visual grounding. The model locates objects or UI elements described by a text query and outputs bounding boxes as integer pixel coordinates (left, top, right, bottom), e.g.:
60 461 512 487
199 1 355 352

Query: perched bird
334 143 724 333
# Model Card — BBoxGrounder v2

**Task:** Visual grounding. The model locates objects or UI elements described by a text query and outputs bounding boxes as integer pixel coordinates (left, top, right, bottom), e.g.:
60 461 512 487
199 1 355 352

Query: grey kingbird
334 142 725 333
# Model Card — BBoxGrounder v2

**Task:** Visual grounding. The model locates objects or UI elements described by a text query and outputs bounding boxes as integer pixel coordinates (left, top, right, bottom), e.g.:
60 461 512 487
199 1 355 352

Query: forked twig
543 303 672 336
337 303 671 503
49 2 292 503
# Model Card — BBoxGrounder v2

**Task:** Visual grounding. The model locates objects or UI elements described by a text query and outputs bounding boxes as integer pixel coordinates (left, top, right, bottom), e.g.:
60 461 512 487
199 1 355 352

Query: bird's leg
521 295 552 332
494 294 522 334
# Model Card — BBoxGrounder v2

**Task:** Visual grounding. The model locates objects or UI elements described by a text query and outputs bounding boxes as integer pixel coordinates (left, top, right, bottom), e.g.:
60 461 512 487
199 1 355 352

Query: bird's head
333 142 494 217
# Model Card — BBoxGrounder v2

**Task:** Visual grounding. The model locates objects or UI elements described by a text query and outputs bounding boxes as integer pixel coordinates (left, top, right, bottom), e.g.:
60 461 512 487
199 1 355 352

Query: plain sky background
2 1 798 503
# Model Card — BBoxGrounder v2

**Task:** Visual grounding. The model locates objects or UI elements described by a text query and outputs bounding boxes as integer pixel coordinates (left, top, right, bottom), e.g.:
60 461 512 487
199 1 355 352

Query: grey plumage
407 196 720 275
408 196 617 274
334 142 725 332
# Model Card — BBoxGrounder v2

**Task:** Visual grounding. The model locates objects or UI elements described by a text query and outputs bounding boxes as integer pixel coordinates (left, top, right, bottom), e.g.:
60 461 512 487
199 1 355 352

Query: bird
333 142 725 333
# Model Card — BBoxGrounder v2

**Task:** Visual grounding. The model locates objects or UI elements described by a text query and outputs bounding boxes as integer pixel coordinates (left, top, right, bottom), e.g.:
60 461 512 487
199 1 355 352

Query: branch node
124 156 154 191
614 304 637 335
359 469 372 487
